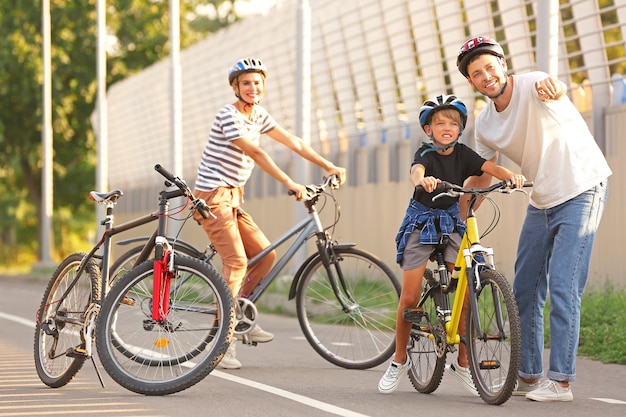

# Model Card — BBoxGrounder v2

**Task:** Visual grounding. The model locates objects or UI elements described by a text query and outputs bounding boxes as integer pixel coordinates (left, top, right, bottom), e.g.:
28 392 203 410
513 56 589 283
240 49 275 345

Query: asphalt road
1 276 625 417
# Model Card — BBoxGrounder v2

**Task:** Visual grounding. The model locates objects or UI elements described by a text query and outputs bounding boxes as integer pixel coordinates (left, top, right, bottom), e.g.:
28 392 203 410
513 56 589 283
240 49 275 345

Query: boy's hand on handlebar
418 176 441 193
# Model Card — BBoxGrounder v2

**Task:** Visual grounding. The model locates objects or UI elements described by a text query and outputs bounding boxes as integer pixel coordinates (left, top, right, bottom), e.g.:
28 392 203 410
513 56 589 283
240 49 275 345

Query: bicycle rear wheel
95 256 234 395
407 268 447 393
466 267 521 405
296 247 400 369
34 253 101 387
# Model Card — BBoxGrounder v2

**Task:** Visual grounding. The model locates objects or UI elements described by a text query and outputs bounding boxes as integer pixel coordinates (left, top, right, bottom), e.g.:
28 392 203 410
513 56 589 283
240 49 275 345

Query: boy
378 94 525 394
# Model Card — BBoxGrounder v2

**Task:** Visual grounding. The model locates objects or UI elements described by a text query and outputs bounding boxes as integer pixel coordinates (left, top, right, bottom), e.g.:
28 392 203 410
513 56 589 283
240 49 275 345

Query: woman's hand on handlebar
286 181 310 201
326 164 347 185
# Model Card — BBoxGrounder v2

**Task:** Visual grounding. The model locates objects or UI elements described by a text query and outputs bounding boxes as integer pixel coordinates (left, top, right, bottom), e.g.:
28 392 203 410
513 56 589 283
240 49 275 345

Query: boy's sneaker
513 378 541 396
449 362 479 396
236 324 274 343
218 340 242 370
526 380 573 402
378 358 411 394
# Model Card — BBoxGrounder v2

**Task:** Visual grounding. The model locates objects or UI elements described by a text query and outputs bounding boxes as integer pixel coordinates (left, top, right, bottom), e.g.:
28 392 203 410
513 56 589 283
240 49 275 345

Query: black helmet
456 36 505 78
228 57 267 85
419 94 468 132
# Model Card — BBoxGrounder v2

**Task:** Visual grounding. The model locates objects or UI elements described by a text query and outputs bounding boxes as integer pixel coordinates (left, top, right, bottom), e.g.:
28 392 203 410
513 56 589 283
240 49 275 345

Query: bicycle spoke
296 247 400 369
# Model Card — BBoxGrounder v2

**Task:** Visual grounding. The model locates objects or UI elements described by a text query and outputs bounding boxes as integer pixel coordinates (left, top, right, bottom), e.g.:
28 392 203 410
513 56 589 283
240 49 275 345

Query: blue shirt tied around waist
395 198 466 265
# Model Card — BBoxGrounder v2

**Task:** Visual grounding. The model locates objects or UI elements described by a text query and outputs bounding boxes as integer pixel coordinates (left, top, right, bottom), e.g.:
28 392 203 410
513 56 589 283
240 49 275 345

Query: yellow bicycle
406 180 531 405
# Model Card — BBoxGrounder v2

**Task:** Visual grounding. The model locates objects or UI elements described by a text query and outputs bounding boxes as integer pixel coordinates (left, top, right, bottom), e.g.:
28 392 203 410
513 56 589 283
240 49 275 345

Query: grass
544 284 626 365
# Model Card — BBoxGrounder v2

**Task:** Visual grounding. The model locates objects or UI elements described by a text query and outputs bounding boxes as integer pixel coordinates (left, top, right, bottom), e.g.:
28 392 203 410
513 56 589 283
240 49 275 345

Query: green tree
0 0 244 267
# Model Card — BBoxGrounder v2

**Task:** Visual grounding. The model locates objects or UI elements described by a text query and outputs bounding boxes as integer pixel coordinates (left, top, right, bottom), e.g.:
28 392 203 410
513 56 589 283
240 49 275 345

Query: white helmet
228 57 267 85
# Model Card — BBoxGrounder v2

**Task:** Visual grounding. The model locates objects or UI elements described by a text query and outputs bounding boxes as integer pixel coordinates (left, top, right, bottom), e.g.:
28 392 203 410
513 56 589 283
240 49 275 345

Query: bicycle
405 179 530 405
110 175 401 370
34 164 235 395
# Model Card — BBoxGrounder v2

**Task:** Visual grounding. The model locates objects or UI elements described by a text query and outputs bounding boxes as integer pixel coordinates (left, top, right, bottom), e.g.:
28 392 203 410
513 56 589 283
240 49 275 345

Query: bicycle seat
89 189 124 203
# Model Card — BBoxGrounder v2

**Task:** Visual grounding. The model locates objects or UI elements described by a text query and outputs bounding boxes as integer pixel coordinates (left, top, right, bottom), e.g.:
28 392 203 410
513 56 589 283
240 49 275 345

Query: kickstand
90 356 106 388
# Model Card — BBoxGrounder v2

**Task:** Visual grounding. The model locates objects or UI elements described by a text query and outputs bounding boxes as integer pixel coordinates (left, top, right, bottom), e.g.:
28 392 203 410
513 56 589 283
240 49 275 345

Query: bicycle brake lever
328 175 340 189
432 191 458 202
194 198 216 219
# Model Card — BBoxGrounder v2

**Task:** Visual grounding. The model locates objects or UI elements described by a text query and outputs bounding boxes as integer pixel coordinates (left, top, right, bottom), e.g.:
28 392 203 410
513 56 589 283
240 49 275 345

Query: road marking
212 370 371 417
0 312 35 328
1 310 372 417
590 398 626 404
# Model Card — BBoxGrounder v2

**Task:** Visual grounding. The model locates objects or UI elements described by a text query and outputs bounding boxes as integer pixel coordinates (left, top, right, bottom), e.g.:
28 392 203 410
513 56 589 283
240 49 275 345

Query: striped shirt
195 104 277 191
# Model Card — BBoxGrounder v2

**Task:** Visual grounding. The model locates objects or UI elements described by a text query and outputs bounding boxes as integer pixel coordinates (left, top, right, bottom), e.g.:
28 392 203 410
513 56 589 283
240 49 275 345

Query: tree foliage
0 0 244 266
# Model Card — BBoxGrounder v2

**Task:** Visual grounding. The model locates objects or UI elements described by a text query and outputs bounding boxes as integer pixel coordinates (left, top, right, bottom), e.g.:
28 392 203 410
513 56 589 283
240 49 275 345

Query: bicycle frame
244 215 316 302
445 214 495 345
419 185 516 345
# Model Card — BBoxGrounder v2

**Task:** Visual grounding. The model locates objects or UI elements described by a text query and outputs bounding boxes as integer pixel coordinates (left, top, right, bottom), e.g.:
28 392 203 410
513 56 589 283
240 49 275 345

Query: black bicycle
34 165 235 395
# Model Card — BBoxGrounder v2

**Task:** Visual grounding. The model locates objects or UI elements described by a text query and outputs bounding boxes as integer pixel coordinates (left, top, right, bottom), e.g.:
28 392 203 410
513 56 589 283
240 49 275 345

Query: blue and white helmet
228 57 267 85
419 94 468 133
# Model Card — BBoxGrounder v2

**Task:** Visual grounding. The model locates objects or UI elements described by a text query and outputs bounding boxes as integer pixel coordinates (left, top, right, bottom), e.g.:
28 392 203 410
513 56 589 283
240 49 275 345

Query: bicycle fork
316 240 357 313
151 237 175 327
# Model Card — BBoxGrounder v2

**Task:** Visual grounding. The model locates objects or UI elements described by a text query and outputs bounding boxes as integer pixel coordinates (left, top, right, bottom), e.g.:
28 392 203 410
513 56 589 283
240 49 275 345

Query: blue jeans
513 180 608 383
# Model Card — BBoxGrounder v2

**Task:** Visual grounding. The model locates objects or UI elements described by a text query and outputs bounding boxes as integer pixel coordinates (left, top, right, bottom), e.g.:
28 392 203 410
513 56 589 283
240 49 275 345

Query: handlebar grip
198 205 211 219
154 164 176 182
415 181 454 193
155 164 190 192
523 181 534 188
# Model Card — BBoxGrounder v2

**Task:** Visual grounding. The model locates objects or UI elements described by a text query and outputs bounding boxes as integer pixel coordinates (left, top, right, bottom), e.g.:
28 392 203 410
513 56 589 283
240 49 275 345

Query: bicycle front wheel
109 240 205 288
34 253 101 387
466 267 521 405
95 256 234 395
408 268 447 393
296 247 400 369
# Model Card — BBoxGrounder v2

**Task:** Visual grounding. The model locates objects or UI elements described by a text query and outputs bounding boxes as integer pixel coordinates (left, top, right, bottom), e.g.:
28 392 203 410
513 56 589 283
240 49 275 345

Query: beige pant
193 186 275 298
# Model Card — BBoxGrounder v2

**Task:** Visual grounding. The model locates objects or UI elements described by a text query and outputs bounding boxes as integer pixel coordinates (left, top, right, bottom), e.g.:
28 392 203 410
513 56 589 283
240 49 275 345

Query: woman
193 58 347 369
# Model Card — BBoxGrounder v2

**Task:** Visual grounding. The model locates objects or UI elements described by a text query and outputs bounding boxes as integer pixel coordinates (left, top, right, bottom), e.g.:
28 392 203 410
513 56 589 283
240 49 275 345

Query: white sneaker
449 362 479 396
236 324 274 343
378 358 411 394
218 340 242 369
526 380 573 402
512 378 541 396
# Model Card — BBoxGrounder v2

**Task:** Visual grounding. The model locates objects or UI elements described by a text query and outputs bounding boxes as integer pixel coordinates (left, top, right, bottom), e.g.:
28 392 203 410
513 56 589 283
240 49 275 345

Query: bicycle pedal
66 346 90 358
403 308 426 323
412 323 431 332
479 359 500 370
121 295 136 306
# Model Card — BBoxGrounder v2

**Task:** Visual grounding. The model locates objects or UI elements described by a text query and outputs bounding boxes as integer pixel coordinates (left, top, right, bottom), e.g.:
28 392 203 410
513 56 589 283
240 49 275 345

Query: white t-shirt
475 71 612 209
195 104 277 191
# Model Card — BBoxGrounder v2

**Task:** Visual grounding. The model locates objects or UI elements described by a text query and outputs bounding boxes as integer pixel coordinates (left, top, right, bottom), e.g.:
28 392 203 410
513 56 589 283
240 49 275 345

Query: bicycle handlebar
288 175 340 200
154 164 214 219
430 179 533 202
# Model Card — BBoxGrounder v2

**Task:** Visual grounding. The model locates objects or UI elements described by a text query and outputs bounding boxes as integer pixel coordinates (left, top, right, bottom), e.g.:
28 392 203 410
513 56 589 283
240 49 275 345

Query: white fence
104 0 626 288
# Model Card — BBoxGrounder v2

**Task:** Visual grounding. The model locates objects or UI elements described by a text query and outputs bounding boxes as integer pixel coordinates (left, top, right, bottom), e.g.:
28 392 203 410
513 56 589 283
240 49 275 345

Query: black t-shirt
411 143 486 209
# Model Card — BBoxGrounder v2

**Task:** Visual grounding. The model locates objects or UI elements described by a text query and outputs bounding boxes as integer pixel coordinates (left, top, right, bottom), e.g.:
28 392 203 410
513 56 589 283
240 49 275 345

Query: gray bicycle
111 175 401 370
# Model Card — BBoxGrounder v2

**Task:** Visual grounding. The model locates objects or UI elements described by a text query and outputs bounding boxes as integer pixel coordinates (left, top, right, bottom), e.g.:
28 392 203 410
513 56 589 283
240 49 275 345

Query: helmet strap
420 134 459 156
233 78 262 107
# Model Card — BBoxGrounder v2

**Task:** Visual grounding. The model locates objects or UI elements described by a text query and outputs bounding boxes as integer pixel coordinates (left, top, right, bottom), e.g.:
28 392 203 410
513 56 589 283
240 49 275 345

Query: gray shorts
400 230 462 271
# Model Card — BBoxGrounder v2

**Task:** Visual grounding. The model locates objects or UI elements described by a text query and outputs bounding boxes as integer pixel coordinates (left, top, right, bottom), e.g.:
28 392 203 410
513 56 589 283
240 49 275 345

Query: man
456 36 612 402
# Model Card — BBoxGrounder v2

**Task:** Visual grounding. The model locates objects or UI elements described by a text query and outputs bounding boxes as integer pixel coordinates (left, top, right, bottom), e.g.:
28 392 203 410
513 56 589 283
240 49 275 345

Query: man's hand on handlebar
506 174 527 189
